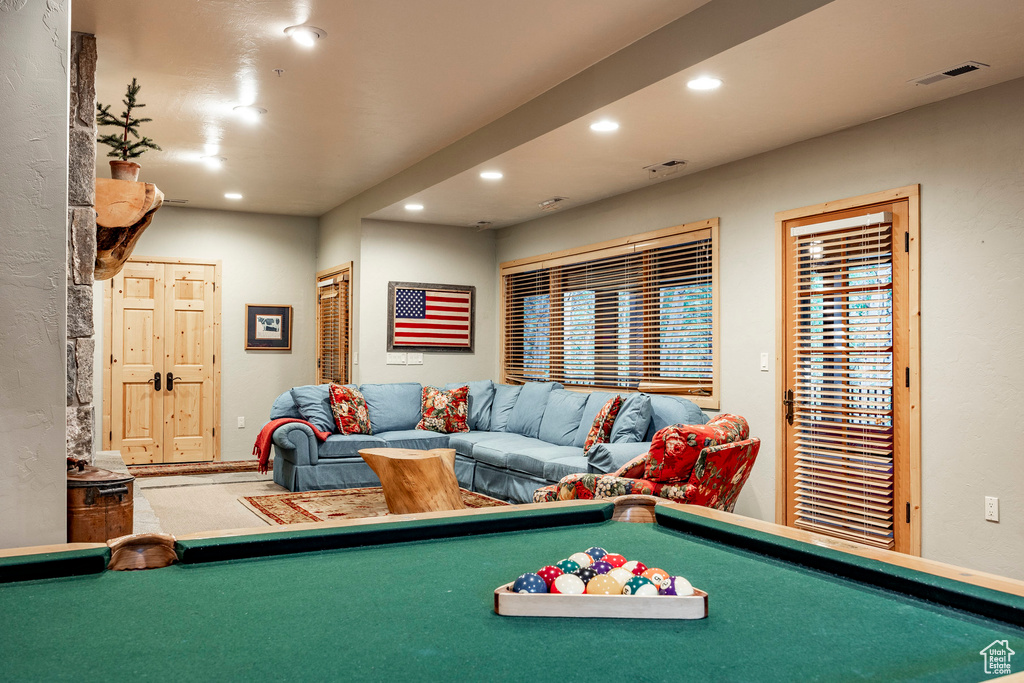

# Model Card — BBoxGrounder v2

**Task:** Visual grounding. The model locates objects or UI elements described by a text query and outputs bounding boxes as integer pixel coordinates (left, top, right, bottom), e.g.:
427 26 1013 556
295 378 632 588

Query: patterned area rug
128 460 269 478
240 486 509 525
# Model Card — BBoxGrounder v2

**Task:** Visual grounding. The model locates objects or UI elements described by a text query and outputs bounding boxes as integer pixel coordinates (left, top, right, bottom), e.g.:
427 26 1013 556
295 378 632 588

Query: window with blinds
316 267 351 384
501 220 719 406
780 190 918 555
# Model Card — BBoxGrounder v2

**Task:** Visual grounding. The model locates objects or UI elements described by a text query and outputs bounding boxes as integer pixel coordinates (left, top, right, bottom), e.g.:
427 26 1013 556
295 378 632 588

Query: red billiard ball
603 553 627 568
536 565 563 589
623 560 648 576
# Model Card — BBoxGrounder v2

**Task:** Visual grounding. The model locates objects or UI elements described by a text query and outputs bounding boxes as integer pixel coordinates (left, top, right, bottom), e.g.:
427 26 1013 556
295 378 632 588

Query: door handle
166 372 175 391
148 372 161 392
783 389 794 425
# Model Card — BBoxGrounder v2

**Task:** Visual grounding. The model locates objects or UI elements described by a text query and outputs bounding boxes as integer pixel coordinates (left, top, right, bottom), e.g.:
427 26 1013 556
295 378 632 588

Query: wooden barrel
67 466 135 543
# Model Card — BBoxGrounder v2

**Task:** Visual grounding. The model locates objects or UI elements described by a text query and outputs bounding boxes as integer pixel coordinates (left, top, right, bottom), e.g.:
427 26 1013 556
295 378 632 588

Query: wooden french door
777 187 920 554
316 263 352 384
104 258 221 464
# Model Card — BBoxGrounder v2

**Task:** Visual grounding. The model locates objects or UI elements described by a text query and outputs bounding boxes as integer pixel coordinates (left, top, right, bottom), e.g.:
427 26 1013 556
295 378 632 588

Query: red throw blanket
253 418 332 474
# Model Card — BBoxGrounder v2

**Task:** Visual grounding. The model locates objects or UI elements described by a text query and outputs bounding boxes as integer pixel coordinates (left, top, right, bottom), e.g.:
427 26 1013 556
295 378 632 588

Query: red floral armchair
534 416 760 513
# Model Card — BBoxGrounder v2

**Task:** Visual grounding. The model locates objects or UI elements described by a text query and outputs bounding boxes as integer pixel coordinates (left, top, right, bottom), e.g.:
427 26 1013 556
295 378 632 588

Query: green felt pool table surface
1 500 1022 682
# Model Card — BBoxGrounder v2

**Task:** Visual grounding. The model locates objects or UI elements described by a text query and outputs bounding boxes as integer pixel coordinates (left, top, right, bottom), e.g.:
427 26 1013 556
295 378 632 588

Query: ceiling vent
644 159 687 180
910 61 989 86
538 196 568 212
163 198 190 205
473 221 493 231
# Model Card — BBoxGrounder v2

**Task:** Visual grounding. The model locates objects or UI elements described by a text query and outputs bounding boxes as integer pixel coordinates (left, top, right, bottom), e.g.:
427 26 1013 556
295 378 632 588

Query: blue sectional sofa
267 380 709 503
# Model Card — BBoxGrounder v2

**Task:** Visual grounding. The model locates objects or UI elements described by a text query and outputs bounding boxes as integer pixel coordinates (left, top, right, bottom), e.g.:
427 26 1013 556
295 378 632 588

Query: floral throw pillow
642 413 749 483
416 385 469 434
582 396 623 456
328 384 372 435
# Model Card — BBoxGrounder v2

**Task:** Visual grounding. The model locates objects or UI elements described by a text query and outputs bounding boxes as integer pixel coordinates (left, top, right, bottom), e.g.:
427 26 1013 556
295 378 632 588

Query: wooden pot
110 159 141 181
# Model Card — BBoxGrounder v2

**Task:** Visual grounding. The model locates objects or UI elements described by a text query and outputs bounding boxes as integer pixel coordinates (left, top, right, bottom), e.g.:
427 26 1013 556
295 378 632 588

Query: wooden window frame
316 262 353 385
499 219 720 409
774 185 921 555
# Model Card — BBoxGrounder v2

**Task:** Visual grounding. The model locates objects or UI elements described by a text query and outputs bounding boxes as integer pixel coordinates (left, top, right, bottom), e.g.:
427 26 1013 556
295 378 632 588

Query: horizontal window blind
502 224 716 397
317 272 350 384
789 219 895 549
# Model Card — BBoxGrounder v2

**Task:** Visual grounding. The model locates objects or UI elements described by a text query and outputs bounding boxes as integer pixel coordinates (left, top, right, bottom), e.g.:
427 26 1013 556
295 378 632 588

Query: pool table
1 497 1022 681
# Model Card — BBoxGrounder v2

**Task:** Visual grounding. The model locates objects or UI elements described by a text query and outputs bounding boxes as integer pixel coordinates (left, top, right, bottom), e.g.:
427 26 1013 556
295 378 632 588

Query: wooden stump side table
358 447 466 515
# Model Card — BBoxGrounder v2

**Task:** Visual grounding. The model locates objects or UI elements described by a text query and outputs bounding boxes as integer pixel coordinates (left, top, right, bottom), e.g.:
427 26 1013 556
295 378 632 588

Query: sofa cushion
543 454 591 482
586 441 652 475
472 434 548 469
489 384 522 432
448 431 507 458
506 446 586 479
417 385 469 433
583 395 623 455
506 382 559 438
444 380 495 431
538 389 589 447
644 395 708 441
643 414 749 483
377 429 451 451
289 384 335 433
610 393 652 443
319 433 387 459
360 383 423 434
572 392 619 448
269 391 302 420
329 384 372 434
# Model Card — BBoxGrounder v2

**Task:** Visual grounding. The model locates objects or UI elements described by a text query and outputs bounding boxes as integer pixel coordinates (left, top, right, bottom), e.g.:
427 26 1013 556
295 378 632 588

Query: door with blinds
316 264 351 384
104 258 221 465
778 188 919 554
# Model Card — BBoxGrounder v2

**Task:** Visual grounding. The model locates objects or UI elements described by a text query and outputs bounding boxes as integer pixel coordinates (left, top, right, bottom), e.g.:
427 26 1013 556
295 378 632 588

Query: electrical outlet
760 352 770 372
386 352 407 365
985 496 999 522
237 417 245 428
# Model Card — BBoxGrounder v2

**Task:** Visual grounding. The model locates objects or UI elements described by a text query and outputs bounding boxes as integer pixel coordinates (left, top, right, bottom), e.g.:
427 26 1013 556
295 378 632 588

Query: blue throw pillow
506 382 560 438
538 389 589 446
359 383 423 434
489 384 522 432
610 393 653 443
643 395 708 441
288 384 335 433
444 380 496 431
269 390 303 420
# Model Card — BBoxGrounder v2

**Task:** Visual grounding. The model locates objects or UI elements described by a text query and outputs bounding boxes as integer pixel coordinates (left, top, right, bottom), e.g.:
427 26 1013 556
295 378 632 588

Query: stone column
67 32 97 461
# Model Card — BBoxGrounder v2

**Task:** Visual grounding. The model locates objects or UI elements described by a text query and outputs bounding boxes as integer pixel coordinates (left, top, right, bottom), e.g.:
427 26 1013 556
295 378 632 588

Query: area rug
128 460 270 478
240 486 509 525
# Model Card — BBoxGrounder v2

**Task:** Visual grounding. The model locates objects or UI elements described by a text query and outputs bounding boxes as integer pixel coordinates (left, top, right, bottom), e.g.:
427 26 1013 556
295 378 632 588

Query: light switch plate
386 352 407 365
760 352 770 372
407 353 423 365
237 417 245 428
353 352 359 365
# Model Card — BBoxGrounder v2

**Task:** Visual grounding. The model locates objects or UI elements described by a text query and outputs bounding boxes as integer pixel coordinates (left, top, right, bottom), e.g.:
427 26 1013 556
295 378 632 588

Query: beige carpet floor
138 473 285 536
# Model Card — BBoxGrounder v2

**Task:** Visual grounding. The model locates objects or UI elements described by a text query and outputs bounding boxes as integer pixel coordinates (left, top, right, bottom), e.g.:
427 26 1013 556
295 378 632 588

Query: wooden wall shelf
94 177 164 280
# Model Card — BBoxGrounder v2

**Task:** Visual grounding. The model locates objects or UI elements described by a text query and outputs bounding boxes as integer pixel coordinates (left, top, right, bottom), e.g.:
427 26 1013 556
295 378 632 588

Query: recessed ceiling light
233 105 267 123
200 155 225 169
589 120 619 132
480 171 503 180
284 25 327 48
405 203 424 211
224 193 243 200
687 76 722 91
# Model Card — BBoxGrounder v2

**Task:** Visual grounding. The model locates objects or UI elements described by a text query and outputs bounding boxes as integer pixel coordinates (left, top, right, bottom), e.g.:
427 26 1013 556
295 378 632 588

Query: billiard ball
621 576 658 596
574 567 598 584
513 573 548 594
536 565 563 589
584 547 608 562
623 560 648 576
568 552 594 568
555 559 581 575
603 553 627 568
659 576 694 596
551 573 586 595
591 560 613 575
606 567 633 589
584 574 620 595
641 568 670 589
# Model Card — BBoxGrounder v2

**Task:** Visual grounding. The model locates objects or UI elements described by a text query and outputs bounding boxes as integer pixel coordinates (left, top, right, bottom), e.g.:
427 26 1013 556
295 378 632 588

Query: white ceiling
370 0 1024 228
71 0 708 216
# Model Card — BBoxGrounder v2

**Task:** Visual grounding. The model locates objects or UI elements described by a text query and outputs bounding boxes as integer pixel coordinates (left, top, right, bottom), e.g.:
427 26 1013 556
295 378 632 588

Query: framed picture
387 281 475 353
245 305 292 350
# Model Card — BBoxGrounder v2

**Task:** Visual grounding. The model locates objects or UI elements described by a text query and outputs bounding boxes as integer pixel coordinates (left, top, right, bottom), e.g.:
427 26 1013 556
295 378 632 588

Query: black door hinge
905 367 910 388
906 502 911 523
109 430 112 441
905 232 910 252
212 427 216 437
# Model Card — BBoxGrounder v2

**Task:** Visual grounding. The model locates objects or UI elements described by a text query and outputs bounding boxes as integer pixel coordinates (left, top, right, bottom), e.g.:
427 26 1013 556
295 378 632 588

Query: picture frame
387 281 475 353
245 304 293 350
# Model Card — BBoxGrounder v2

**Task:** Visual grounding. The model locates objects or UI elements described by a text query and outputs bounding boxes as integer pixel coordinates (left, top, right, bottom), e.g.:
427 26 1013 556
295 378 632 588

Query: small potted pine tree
97 77 161 181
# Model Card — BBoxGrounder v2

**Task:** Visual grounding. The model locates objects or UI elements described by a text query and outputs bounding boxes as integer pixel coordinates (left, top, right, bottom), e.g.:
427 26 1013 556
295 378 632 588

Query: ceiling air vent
163 198 189 205
538 197 568 212
910 61 989 86
473 221 493 231
644 159 686 180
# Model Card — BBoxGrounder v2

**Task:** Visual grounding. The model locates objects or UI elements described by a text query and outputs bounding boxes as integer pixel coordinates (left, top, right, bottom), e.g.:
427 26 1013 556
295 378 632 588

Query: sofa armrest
683 438 760 512
586 442 650 475
271 423 319 466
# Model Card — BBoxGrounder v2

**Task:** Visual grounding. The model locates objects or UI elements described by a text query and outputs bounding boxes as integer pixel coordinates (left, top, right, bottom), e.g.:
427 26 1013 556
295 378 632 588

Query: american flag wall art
388 282 475 353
